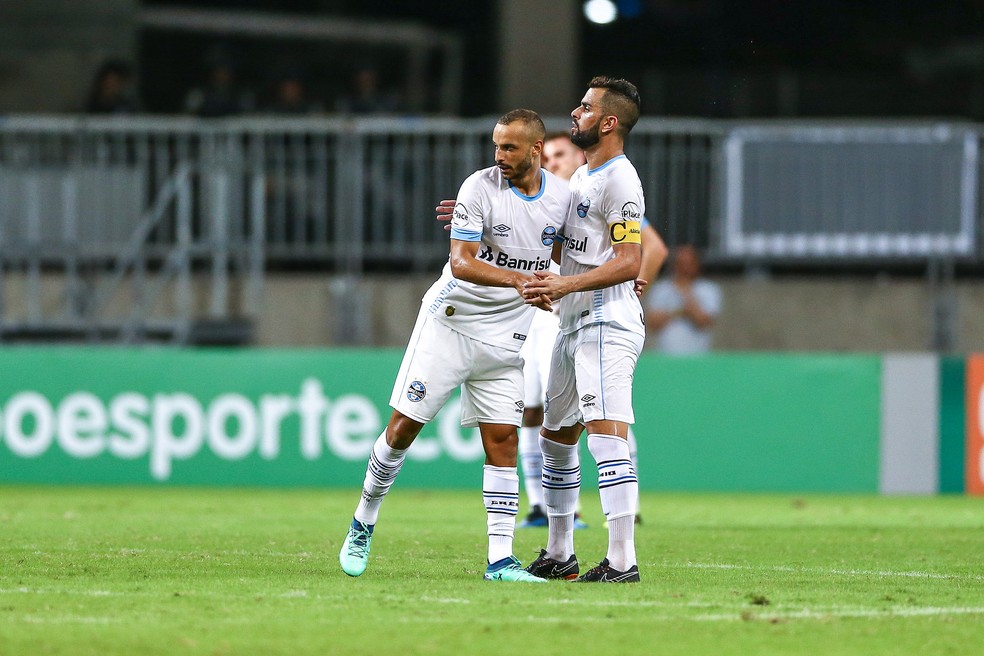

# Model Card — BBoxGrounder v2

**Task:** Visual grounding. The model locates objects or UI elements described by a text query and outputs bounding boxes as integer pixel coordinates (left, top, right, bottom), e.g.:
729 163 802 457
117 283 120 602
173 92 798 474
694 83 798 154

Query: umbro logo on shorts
581 394 596 407
513 333 527 341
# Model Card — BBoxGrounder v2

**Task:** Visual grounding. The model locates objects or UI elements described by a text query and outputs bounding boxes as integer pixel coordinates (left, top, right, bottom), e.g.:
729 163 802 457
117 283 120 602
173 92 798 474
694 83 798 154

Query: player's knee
522 406 544 427
540 424 581 445
386 411 424 449
480 425 518 463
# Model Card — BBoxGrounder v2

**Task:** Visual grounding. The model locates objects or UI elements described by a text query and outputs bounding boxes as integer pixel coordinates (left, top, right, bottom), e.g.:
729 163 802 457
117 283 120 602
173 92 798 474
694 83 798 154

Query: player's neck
584 140 624 171
511 167 543 197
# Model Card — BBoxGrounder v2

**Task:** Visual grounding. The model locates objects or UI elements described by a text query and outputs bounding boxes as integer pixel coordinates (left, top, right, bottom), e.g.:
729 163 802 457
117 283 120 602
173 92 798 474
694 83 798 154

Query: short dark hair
497 108 546 141
588 76 641 136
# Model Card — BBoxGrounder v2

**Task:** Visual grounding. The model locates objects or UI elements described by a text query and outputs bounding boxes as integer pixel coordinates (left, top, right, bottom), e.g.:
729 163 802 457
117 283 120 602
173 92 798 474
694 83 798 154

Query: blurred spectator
184 54 254 117
335 66 402 115
265 71 324 115
645 244 721 354
84 59 139 114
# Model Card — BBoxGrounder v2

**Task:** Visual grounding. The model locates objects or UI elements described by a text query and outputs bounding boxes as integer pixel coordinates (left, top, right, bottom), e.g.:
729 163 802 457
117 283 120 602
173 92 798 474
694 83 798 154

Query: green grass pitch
1 486 982 655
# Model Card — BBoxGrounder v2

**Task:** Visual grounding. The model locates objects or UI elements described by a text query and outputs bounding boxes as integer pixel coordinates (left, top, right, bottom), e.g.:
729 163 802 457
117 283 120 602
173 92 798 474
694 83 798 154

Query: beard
502 155 534 180
571 121 601 149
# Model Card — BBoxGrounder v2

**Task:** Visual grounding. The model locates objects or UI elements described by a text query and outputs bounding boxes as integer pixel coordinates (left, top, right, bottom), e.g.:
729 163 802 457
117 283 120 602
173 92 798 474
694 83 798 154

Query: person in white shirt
518 132 665 530
522 76 649 583
646 244 721 354
339 109 569 584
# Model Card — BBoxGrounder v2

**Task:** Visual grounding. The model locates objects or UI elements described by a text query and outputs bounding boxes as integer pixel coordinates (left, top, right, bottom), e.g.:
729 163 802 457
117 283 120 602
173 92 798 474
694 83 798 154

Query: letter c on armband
609 220 642 245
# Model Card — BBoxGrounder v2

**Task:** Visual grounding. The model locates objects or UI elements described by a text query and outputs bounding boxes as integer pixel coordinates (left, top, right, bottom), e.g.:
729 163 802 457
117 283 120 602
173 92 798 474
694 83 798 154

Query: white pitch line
19 614 122 625
675 562 984 582
695 606 984 622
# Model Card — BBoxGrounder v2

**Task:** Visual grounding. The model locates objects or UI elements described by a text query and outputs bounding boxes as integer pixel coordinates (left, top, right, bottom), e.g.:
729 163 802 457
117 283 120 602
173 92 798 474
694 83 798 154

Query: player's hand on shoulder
435 199 456 231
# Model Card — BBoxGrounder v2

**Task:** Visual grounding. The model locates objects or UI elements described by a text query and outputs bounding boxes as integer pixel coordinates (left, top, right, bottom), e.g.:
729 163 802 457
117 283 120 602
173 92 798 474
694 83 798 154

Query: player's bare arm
633 224 667 297
450 239 552 311
639 223 667 284
550 239 563 265
521 241 641 303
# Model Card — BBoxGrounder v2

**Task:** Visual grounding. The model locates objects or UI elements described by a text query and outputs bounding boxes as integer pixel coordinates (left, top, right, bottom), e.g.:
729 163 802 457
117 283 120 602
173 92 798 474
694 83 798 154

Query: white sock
519 426 545 510
539 435 579 561
588 433 637 570
627 426 641 514
483 465 519 563
353 431 407 526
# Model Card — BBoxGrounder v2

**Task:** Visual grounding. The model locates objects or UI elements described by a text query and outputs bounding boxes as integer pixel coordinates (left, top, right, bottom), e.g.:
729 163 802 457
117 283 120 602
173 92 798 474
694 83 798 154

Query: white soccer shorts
521 309 560 409
542 322 644 430
390 311 525 428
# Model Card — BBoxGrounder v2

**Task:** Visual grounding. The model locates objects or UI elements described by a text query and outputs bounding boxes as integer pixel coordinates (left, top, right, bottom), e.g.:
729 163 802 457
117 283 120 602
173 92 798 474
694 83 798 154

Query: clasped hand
522 271 571 309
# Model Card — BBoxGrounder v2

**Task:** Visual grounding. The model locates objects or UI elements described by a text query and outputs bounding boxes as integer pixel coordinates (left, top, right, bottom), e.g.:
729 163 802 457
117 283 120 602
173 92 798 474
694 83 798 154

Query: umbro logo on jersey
513 332 527 341
493 224 511 236
515 401 525 410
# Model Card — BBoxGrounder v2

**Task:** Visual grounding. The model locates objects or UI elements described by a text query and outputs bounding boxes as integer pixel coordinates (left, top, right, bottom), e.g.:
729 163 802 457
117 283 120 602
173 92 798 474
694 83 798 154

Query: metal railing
1 115 981 343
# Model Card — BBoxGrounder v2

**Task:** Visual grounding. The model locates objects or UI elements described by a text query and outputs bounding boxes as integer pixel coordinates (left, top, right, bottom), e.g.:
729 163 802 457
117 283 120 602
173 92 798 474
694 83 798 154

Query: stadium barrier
2 117 979 346
0 348 975 494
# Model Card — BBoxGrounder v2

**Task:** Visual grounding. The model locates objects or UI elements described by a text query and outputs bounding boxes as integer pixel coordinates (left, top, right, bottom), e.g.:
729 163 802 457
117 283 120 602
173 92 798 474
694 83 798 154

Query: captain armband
609 220 642 245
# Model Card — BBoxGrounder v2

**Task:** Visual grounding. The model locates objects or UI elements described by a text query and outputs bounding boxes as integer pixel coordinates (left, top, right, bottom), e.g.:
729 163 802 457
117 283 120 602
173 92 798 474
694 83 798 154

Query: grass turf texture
1 487 982 656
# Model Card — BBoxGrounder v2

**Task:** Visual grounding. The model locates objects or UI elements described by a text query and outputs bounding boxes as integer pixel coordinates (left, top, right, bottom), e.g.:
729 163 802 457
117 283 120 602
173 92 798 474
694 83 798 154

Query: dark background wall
6 0 984 118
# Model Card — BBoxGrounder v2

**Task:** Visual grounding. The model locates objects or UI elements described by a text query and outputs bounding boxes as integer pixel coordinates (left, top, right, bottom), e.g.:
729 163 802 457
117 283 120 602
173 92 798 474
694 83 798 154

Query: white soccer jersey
556 155 646 336
423 165 570 352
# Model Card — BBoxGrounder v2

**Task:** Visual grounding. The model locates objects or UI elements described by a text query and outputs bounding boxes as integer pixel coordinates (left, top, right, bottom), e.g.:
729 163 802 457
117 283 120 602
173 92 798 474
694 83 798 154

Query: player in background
339 109 569 583
520 133 666 529
522 77 649 583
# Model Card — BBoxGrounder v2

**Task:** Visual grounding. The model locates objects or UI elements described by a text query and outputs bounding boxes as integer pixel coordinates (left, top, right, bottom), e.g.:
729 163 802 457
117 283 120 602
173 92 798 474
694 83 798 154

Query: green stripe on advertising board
0 349 882 492
632 353 881 492
938 357 966 494
0 347 478 488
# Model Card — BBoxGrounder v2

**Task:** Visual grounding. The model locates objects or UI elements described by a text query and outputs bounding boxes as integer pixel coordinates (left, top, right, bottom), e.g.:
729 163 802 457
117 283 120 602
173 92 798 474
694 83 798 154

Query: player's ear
531 139 543 157
602 115 618 136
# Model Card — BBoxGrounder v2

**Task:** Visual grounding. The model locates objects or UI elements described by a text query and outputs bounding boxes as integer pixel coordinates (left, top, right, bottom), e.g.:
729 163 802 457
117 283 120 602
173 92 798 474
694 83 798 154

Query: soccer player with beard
522 77 649 583
339 109 569 583
518 133 665 532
